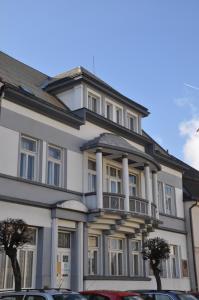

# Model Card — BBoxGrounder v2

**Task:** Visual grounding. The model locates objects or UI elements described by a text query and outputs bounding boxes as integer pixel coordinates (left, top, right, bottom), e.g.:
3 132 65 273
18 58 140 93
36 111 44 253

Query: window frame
106 165 122 194
87 89 101 114
127 113 137 132
19 135 38 181
158 182 176 216
105 101 113 121
88 159 97 192
88 235 100 275
129 173 139 197
47 144 63 187
0 228 37 290
115 106 123 125
108 237 124 276
131 240 142 276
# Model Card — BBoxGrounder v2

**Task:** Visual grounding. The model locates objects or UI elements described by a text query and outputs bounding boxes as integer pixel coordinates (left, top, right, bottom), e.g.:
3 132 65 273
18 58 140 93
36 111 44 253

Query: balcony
129 196 148 216
103 193 125 210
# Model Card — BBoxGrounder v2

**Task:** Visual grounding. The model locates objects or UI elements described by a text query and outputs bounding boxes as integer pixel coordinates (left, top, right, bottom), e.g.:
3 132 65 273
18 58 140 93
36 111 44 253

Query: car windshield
177 295 198 300
53 294 87 300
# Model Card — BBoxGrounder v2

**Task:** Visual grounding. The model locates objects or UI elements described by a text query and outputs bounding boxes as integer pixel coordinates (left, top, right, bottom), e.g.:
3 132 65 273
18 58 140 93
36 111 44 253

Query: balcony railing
129 196 148 216
103 193 125 210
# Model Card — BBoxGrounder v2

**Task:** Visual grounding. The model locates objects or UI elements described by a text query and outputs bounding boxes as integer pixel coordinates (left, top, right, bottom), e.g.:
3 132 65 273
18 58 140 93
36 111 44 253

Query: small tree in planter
0 218 32 291
142 237 170 290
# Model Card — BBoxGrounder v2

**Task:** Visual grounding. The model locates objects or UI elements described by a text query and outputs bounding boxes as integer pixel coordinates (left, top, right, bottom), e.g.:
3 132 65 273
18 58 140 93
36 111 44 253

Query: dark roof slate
0 51 66 109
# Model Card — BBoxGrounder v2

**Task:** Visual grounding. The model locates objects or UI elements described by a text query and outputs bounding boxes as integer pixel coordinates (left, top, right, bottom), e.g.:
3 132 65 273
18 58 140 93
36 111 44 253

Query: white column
51 218 58 288
122 154 129 211
77 222 84 291
96 149 103 209
152 171 159 219
144 163 152 216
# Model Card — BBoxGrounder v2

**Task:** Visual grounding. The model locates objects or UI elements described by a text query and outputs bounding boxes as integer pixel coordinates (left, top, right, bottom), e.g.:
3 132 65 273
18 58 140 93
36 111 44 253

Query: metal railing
103 193 125 210
129 196 148 215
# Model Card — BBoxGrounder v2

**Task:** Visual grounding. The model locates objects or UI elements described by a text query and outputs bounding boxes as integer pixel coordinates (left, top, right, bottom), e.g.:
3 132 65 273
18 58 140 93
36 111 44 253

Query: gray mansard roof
0 51 66 109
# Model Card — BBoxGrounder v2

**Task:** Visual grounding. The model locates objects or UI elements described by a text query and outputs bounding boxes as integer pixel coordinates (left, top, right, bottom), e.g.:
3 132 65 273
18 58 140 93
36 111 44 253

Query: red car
80 290 143 300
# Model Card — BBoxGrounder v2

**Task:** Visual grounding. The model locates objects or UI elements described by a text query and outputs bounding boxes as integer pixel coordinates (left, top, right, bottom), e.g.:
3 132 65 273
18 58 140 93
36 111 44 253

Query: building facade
0 52 191 291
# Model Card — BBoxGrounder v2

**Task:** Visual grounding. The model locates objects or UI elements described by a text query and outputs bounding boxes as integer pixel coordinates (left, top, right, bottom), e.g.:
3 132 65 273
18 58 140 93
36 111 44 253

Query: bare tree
142 237 170 290
0 218 32 291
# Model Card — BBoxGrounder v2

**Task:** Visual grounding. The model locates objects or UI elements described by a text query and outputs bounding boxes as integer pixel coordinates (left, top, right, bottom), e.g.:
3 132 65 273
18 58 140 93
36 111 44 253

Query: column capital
96 148 103 153
122 153 128 159
144 162 150 167
152 170 157 174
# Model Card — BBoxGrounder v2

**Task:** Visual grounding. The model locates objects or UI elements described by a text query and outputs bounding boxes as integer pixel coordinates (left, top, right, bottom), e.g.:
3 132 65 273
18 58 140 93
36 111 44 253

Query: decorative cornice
4 84 84 129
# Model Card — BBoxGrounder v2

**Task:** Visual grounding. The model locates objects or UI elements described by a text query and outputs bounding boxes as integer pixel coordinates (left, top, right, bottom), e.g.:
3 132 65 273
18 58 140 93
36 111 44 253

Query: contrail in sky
184 83 199 90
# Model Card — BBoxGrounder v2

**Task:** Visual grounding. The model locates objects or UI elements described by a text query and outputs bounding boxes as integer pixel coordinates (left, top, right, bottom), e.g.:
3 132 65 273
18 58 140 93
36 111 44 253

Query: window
127 114 137 131
129 174 138 197
106 102 113 120
47 145 62 187
88 159 96 192
58 231 70 248
0 228 37 289
165 185 176 216
108 238 123 275
88 93 100 113
131 240 142 276
116 107 122 125
20 136 38 181
106 166 122 194
158 182 176 216
88 236 99 275
169 245 180 278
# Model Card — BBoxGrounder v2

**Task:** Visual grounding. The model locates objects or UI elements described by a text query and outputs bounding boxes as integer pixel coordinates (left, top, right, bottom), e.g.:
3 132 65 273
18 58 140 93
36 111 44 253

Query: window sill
84 275 151 281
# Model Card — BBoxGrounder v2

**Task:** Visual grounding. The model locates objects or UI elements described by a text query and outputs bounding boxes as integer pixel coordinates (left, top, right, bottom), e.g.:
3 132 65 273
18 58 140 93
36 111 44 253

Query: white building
0 51 191 291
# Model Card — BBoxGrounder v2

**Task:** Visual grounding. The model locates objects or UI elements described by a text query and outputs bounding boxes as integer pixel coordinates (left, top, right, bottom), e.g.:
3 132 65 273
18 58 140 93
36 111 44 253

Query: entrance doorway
57 231 71 289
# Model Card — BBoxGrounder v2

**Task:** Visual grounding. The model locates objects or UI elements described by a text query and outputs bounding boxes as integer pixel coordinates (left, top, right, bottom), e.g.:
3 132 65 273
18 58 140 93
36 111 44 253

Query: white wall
57 84 83 110
0 125 19 176
67 150 83 192
0 201 51 227
161 164 182 178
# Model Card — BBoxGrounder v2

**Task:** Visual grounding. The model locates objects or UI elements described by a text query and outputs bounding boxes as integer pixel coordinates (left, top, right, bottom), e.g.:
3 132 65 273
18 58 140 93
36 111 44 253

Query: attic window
88 92 101 114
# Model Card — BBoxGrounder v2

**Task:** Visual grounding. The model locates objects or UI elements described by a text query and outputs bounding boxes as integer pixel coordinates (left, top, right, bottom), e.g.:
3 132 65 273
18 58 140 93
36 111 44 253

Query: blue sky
1 0 199 168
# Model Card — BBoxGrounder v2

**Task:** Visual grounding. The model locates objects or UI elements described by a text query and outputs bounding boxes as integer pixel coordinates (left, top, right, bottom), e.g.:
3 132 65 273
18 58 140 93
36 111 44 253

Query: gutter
189 199 199 291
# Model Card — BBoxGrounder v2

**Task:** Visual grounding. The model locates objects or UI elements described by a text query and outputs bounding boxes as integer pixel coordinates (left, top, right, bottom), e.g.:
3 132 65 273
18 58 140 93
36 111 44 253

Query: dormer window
88 91 101 114
106 102 113 120
127 113 137 131
116 107 122 125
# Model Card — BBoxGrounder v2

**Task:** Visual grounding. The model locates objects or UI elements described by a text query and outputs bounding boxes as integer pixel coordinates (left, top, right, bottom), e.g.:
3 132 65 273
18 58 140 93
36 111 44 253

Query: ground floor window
57 231 71 289
108 238 124 276
88 235 99 275
0 228 37 290
131 240 142 276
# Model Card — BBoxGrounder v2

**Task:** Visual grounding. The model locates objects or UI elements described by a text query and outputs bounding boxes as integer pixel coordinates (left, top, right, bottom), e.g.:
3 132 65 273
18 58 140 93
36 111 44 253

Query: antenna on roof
92 56 96 74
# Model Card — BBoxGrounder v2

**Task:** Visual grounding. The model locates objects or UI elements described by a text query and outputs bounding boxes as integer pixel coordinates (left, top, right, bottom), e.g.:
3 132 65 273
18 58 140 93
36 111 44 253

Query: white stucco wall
161 164 182 178
0 125 19 176
67 150 83 192
0 201 51 227
57 84 83 110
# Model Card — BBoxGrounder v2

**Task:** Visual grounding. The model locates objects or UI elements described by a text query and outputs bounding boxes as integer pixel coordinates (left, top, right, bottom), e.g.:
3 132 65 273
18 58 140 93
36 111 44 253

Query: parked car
189 293 199 300
0 289 87 300
128 290 197 300
80 290 143 300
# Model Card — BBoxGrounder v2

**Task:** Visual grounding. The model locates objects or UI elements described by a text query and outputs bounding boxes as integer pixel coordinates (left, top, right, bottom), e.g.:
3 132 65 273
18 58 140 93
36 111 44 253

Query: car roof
0 289 79 296
80 291 140 297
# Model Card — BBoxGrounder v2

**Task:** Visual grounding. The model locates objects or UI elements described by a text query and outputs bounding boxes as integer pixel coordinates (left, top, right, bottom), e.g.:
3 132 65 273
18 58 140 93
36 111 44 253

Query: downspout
189 199 199 291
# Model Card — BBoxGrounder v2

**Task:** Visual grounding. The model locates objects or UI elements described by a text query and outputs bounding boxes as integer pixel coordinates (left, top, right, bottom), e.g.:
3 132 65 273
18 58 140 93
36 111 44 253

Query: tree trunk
7 250 22 291
153 268 162 290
